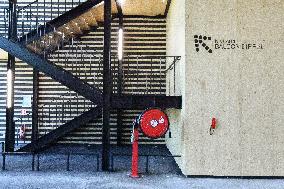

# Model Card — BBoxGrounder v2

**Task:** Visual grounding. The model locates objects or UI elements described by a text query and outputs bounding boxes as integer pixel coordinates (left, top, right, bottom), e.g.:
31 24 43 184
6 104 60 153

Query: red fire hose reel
139 109 169 139
131 108 169 178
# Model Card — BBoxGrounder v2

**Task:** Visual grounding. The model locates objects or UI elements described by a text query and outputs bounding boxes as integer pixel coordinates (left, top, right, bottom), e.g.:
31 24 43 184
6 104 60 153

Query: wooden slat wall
44 17 167 145
0 1 167 145
0 59 33 144
0 0 83 145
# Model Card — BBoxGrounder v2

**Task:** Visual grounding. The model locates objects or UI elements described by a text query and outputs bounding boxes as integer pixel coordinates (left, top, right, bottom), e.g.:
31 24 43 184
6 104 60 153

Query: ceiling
120 0 168 16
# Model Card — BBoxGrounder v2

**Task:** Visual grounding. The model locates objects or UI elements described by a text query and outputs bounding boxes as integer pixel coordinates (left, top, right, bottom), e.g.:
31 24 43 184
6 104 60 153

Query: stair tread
73 17 91 31
67 21 84 35
81 11 98 27
22 0 119 55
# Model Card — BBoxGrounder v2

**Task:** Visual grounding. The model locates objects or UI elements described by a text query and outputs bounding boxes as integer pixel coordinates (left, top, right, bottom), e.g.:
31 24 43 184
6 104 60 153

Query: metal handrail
165 56 181 73
17 0 39 13
0 146 100 172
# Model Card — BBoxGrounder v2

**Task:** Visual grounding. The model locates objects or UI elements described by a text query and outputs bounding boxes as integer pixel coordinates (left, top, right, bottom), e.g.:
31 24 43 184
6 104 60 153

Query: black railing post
32 153 35 171
66 153 70 171
1 142 4 170
96 154 100 172
2 153 6 171
1 142 4 152
36 154 40 171
111 154 114 171
102 0 112 171
5 0 17 152
145 155 149 173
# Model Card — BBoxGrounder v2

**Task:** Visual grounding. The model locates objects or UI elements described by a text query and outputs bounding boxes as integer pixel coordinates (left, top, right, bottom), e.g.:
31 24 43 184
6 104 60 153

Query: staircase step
73 17 91 31
0 36 103 105
18 0 104 45
18 0 119 55
67 21 84 35
17 106 102 152
81 11 98 27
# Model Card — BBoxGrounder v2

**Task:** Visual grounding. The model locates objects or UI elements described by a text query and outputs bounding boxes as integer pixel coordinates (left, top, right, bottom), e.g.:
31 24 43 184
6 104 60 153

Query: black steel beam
0 36 103 105
111 95 182 110
17 107 102 152
19 0 104 44
5 0 17 152
31 69 39 143
102 0 112 171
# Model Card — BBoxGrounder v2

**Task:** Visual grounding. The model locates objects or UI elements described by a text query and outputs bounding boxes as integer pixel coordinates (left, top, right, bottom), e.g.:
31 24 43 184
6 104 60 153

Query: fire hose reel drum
138 109 169 139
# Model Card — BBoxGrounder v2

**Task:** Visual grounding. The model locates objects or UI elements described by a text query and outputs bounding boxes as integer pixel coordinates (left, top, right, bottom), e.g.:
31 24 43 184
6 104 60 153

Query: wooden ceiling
120 0 168 16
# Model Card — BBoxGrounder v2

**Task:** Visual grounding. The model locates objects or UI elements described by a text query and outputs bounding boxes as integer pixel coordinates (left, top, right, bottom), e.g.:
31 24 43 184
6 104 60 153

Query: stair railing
15 0 84 43
1 0 9 37
3 7 9 37
17 0 39 40
38 90 93 138
165 56 181 96
111 55 181 96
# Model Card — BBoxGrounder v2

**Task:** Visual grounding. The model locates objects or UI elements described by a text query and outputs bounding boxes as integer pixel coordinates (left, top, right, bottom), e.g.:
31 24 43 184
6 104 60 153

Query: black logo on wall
194 35 264 54
194 35 213 53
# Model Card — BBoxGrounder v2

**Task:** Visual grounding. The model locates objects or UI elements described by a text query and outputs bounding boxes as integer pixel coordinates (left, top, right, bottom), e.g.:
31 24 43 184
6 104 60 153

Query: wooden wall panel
0 59 33 145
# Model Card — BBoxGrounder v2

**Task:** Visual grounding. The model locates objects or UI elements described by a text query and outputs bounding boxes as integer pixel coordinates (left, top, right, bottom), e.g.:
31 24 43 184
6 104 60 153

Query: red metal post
131 127 139 178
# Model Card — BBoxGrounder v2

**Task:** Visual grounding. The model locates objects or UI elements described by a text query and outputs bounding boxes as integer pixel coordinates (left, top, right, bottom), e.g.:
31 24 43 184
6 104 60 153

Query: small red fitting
211 118 217 129
210 118 217 135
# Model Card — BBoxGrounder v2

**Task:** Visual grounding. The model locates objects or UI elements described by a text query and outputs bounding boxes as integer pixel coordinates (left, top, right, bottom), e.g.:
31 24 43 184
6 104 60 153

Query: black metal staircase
0 0 182 154
0 36 103 104
18 0 104 45
17 106 102 152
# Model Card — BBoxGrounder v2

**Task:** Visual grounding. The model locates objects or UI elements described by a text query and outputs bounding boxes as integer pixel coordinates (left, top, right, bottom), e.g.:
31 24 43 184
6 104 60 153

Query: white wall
166 0 284 176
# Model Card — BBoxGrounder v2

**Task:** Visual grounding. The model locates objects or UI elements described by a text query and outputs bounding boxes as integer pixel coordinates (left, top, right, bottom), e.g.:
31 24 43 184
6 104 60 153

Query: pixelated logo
194 35 213 53
194 35 264 53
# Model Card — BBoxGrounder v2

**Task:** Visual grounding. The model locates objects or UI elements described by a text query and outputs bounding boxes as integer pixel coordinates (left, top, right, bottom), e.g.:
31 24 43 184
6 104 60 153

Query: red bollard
131 127 139 178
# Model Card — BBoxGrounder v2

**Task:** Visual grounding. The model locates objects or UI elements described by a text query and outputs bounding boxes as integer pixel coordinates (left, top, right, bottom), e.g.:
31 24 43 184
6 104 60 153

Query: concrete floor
0 144 283 189
0 171 283 189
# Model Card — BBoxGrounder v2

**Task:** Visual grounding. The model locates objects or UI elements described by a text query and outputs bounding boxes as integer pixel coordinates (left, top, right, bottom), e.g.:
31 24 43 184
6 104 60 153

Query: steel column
102 0 112 171
116 2 123 146
31 69 39 143
5 0 17 152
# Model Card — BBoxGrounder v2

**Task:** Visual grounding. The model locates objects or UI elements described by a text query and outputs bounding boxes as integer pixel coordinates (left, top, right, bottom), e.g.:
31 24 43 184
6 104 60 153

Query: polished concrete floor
0 171 283 189
0 144 283 189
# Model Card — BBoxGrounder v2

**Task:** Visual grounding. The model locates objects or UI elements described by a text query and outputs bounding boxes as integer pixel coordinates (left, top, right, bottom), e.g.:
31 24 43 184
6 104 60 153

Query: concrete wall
165 0 185 167
166 0 284 176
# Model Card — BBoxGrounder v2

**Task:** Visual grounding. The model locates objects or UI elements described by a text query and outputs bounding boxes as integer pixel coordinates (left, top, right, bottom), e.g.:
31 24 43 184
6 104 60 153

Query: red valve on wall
210 118 217 135
211 118 216 129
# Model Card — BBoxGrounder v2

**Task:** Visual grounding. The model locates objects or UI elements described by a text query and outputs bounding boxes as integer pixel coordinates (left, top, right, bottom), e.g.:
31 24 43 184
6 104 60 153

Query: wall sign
194 35 264 53
21 95 32 108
